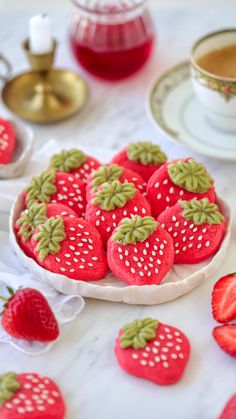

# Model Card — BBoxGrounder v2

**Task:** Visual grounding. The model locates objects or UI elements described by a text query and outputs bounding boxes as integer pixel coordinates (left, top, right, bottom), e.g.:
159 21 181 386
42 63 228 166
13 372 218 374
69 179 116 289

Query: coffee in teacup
197 44 236 78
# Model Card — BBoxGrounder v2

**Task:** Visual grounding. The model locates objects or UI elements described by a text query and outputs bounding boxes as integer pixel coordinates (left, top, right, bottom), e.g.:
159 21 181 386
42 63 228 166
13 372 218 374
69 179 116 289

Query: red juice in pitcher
69 0 155 81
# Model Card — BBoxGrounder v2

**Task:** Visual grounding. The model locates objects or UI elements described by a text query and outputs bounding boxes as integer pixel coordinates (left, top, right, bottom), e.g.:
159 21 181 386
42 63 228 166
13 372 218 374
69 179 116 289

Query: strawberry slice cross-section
212 273 236 323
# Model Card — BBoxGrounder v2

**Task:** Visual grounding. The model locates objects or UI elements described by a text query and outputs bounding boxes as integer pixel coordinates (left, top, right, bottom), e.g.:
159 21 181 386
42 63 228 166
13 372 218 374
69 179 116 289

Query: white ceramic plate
147 61 236 161
9 192 231 305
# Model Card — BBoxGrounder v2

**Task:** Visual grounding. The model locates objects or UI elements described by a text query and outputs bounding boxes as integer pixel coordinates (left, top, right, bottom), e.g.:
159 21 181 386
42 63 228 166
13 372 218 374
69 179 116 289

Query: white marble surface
0 7 236 419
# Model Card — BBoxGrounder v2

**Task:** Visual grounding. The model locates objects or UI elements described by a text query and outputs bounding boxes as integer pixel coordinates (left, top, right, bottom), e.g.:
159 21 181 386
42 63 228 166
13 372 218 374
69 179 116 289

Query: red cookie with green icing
111 141 167 182
0 372 66 418
15 202 77 258
115 318 190 385
107 216 174 285
212 273 236 323
213 325 236 357
49 148 101 183
86 163 146 201
24 170 86 218
0 119 16 165
219 394 236 419
85 180 151 247
146 158 215 217
158 198 226 264
31 216 107 281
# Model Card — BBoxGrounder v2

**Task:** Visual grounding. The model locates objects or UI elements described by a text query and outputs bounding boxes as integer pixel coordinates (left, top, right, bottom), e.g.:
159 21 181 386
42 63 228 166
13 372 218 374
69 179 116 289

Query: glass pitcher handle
0 53 12 82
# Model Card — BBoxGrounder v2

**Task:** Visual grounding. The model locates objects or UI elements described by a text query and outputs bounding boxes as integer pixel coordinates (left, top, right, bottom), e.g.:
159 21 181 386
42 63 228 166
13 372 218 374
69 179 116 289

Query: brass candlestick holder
1 38 88 124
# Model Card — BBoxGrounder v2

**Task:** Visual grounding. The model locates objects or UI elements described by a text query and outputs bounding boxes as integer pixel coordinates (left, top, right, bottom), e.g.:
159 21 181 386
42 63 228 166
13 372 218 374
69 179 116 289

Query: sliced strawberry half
0 372 65 418
85 180 151 247
111 141 167 182
49 148 100 183
147 158 215 217
158 198 226 264
219 394 236 419
212 273 236 323
24 170 86 217
107 215 174 285
15 202 77 258
31 216 107 281
0 119 16 165
213 325 236 357
115 318 190 385
86 163 146 201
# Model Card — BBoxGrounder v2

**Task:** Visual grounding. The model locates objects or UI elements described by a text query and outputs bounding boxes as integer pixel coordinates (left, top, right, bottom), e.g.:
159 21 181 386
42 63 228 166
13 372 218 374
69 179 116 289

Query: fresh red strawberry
1 287 59 342
212 273 236 323
115 318 190 385
86 163 146 201
85 180 151 247
49 148 100 183
158 198 226 264
107 215 174 285
15 202 78 258
111 141 167 182
0 371 65 418
147 158 215 217
24 170 86 217
0 119 16 165
31 216 107 281
213 325 236 357
219 394 236 419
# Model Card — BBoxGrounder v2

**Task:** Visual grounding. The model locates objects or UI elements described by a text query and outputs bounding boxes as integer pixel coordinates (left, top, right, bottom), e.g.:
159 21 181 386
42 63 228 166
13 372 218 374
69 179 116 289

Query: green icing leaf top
92 180 136 211
91 164 123 192
49 149 87 172
112 215 157 244
16 203 47 242
120 318 159 349
180 198 224 225
127 142 167 166
0 372 21 407
168 159 213 193
25 170 57 206
33 217 66 261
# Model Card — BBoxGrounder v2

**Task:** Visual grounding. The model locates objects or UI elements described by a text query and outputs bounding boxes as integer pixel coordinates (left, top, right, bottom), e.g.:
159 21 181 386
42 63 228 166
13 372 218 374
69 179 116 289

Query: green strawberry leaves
92 180 136 211
181 198 224 225
16 203 47 242
91 164 123 192
33 217 66 261
0 372 21 407
112 215 157 244
127 142 167 166
49 149 87 172
120 318 159 349
168 159 213 193
25 170 57 206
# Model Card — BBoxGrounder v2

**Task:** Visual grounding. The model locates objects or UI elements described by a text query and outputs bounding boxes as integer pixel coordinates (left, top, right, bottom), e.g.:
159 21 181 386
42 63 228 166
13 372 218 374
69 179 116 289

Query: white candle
29 14 53 54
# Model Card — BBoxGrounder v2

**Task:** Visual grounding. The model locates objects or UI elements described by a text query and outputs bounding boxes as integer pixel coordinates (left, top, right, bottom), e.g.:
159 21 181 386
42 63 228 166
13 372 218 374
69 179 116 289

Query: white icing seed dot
140 360 147 366
13 399 20 404
202 228 207 233
152 347 158 354
174 331 180 336
139 272 144 277
157 193 162 199
124 250 129 256
162 347 169 353
155 182 159 188
168 227 173 232
198 235 203 241
175 221 179 227
65 253 71 258
17 407 25 414
193 227 198 232
169 187 174 194
132 353 138 359
134 248 138 253
154 341 160 346
197 243 202 249
52 391 59 398
24 383 32 389
171 353 178 359
37 406 45 411
131 267 135 274
206 241 210 247
176 345 181 351
161 354 167 360
142 352 149 358
179 353 185 359
154 356 160 363
142 208 146 214
6 403 12 409
163 361 169 368
149 361 155 367
167 342 174 347
172 216 177 222
134 206 138 212
47 398 55 405
167 334 173 339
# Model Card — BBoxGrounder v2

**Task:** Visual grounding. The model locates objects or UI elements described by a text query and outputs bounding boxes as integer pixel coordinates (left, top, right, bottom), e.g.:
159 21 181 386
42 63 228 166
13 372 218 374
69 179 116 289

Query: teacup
190 29 236 133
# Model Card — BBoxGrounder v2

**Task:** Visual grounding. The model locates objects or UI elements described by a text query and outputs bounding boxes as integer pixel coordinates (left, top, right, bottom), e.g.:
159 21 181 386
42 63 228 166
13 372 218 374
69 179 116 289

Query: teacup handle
0 53 12 82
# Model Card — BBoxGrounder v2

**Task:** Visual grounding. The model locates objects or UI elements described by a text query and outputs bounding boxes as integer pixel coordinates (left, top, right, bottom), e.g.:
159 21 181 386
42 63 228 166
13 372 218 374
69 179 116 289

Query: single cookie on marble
24 170 86 218
158 198 226 264
110 141 167 182
0 372 66 418
85 180 151 247
0 119 16 165
31 216 107 281
86 163 146 201
15 202 78 258
218 394 236 419
115 318 190 385
49 148 101 183
146 158 215 217
107 215 174 285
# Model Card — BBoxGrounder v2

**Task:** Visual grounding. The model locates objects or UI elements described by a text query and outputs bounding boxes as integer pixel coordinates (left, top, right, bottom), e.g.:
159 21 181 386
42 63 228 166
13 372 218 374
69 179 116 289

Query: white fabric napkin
0 231 85 355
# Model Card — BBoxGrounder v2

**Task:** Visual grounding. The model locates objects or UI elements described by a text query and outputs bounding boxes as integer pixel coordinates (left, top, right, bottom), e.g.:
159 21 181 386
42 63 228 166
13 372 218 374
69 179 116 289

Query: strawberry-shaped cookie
31 216 107 281
147 158 215 217
24 170 86 217
115 318 190 385
212 273 236 323
1 287 59 342
0 119 16 165
49 148 100 183
213 325 236 357
158 198 226 264
0 372 65 418
219 394 236 419
86 163 146 201
15 202 77 258
111 141 167 182
85 180 151 246
107 216 174 285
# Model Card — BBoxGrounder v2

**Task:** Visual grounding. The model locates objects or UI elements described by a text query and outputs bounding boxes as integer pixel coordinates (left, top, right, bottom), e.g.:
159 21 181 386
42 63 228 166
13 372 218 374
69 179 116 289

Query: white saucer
147 61 236 161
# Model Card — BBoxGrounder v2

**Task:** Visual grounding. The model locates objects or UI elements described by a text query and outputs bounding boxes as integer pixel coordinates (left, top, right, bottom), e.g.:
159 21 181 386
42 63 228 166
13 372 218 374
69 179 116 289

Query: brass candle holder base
1 39 88 124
